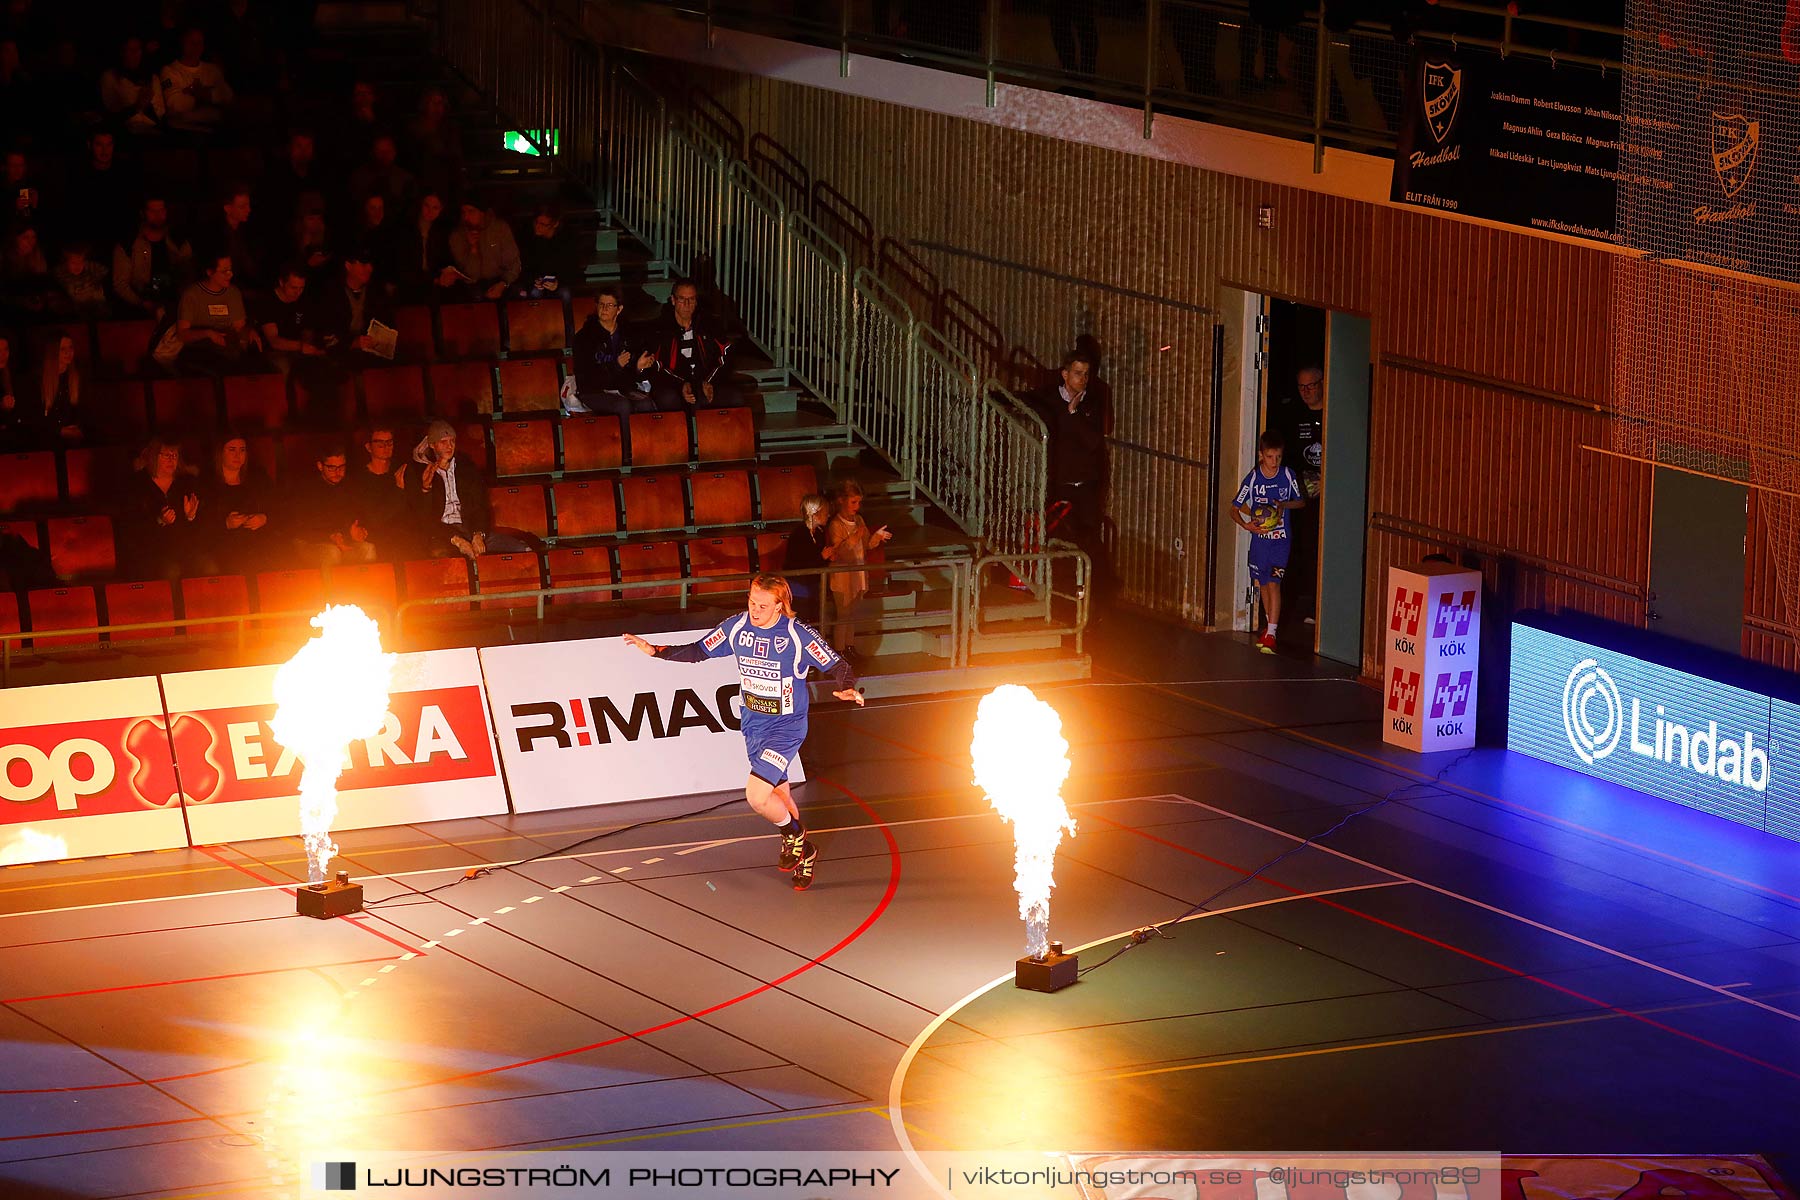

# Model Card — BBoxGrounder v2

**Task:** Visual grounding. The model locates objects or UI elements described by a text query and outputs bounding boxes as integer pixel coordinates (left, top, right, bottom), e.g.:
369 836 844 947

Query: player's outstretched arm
622 632 658 656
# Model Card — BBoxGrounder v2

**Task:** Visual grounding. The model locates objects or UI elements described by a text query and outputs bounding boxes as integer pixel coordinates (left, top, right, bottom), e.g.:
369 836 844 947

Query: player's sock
1267 622 1278 636
777 817 803 838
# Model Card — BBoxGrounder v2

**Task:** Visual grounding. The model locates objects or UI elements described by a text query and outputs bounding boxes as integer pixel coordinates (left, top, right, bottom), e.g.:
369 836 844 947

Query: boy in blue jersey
623 574 862 891
1232 430 1306 654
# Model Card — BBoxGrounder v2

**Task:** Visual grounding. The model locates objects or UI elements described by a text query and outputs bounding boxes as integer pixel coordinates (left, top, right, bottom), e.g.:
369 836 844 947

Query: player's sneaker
1257 632 1276 654
791 840 819 891
778 831 805 872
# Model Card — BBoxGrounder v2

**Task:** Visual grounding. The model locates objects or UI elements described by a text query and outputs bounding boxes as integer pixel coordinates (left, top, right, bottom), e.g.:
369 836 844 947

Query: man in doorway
1269 364 1324 634
1028 350 1109 599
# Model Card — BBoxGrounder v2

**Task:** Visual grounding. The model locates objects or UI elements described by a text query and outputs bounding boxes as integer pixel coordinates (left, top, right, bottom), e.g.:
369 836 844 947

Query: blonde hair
749 574 797 618
800 493 827 522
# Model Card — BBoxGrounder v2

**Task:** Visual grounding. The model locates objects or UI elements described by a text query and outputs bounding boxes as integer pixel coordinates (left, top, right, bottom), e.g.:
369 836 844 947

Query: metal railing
0 608 375 687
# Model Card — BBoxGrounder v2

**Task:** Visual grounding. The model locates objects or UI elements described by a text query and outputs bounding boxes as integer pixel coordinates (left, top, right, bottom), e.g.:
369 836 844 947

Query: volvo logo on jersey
1508 621 1800 843
1382 563 1481 753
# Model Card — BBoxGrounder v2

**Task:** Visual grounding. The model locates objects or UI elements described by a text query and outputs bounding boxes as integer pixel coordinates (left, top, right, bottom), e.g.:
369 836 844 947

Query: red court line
198 842 424 958
1093 812 1800 1082
3 957 395 1005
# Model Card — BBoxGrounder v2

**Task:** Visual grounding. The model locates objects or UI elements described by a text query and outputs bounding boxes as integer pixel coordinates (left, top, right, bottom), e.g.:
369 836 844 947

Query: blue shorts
1248 535 1290 585
744 713 806 785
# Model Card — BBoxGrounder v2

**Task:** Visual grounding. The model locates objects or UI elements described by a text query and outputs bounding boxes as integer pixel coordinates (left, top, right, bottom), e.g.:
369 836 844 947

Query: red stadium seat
94 319 157 377
689 536 751 595
0 591 19 637
84 378 149 442
63 445 133 506
325 562 399 618
179 574 251 640
255 568 326 616
496 359 560 412
223 374 291 432
395 305 437 360
488 485 549 538
46 516 115 580
0 518 40 548
569 294 598 329
0 452 59 513
247 434 281 482
689 469 753 528
505 298 567 354
550 480 618 539
26 586 100 647
428 361 496 419
457 421 489 468
361 365 430 422
753 532 788 573
492 419 556 476
149 376 220 433
546 546 616 606
619 475 684 533
616 541 682 600
562 415 623 473
628 412 689 467
755 464 817 524
103 580 176 641
293 369 355 428
403 557 473 602
206 144 263 184
438 302 502 359
475 552 541 610
695 407 755 463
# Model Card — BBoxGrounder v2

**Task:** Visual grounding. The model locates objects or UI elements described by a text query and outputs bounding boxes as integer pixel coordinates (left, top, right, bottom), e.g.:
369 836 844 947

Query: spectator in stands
34 331 87 446
643 279 739 410
312 247 394 362
401 419 529 560
332 79 382 175
4 150 42 227
826 480 889 661
783 493 831 626
101 35 163 136
266 130 325 235
208 184 261 289
197 430 276 572
50 243 110 318
442 200 519 300
140 0 186 69
173 252 262 372
352 193 401 286
114 195 192 321
288 442 378 568
397 191 449 300
288 202 334 283
62 130 142 248
352 424 411 559
254 262 326 367
0 332 22 448
158 27 234 134
570 285 653 416
1028 349 1108 594
350 134 416 216
119 434 211 581
517 202 580 300
2 223 51 317
405 86 462 199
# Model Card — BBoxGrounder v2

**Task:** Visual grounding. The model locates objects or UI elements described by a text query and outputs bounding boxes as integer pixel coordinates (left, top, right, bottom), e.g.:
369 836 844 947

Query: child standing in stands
1232 430 1306 654
825 480 891 662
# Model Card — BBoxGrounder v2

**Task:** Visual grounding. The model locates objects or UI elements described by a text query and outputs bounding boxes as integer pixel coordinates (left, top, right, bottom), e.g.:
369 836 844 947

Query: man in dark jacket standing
642 279 740 411
1029 350 1109 595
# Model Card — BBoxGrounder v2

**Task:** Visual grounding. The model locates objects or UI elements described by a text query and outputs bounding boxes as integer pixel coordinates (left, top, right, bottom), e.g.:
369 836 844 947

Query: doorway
1648 468 1745 655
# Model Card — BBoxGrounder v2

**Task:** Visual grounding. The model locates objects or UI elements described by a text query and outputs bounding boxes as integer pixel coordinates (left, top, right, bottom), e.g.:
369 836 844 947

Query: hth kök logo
1433 590 1477 640
1430 670 1474 737
1390 587 1424 637
1388 668 1422 737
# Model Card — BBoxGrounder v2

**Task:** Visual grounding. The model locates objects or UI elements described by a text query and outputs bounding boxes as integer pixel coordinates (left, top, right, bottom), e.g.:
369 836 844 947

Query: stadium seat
438 302 502 359
0 592 19 637
0 518 40 548
753 532 788 573
428 361 496 419
103 580 176 641
395 305 437 360
475 552 541 610
496 358 560 412
293 369 355 428
179 575 251 639
689 469 753 529
562 415 623 473
362 365 430 422
85 378 149 442
628 412 689 467
616 541 682 601
0 452 59 513
255 569 326 616
47 516 115 580
695 407 755 462
488 484 549 538
492 419 556 476
223 374 291 431
247 435 281 482
457 421 489 468
141 146 199 191
325 562 399 618
569 294 598 329
755 464 817 523
403 557 473 607
26 586 100 647
546 546 616 606
63 445 133 506
689 536 752 595
505 298 567 354
95 319 157 377
620 475 685 533
550 480 618 538
150 376 221 432
206 145 263 184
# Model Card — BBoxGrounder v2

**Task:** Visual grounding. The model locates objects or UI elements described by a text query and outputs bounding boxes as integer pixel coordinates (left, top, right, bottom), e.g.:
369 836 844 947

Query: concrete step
923 623 1071 659
754 387 801 415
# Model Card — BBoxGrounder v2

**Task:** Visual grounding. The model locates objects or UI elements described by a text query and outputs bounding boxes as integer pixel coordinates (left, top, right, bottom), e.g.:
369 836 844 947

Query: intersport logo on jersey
1560 657 1768 791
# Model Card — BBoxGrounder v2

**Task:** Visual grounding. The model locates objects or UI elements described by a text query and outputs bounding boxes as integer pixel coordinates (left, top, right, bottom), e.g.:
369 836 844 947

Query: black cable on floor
1076 747 1478 977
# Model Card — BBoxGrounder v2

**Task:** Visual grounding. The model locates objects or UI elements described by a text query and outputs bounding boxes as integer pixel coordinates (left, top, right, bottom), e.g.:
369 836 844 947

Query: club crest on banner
1711 112 1760 198
1422 60 1462 144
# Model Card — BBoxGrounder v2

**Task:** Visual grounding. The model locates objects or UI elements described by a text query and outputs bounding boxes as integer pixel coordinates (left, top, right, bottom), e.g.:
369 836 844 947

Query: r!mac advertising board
1508 619 1800 843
